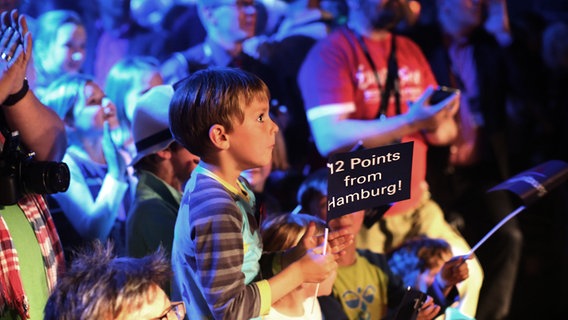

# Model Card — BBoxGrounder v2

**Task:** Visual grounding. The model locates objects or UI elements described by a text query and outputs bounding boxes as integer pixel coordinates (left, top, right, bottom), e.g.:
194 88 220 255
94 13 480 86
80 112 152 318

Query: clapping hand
102 120 127 181
0 10 31 99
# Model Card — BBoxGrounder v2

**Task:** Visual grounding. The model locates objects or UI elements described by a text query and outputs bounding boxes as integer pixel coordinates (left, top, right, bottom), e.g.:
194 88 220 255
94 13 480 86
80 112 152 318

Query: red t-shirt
299 28 438 215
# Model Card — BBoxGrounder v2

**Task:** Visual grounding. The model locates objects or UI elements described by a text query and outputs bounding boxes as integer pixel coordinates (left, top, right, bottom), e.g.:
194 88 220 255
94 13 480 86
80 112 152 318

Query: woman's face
49 23 87 74
73 82 118 134
124 70 164 122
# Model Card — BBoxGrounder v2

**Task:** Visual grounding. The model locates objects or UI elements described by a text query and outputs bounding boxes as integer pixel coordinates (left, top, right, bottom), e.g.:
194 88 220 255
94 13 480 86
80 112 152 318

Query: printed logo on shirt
343 285 376 320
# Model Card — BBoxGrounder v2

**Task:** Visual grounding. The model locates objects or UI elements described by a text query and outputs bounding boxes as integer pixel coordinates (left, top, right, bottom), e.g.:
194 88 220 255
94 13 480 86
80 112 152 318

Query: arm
309 88 459 156
435 255 469 297
189 180 267 320
268 223 337 301
0 11 66 161
52 153 128 240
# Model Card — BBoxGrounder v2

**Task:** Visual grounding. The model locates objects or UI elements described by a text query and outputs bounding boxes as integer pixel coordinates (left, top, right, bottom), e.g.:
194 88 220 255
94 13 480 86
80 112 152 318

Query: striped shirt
171 164 271 319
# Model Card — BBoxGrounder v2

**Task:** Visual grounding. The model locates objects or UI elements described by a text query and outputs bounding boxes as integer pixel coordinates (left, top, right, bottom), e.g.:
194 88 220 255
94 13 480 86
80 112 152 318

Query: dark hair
44 241 171 320
387 236 452 287
296 167 328 213
169 67 270 158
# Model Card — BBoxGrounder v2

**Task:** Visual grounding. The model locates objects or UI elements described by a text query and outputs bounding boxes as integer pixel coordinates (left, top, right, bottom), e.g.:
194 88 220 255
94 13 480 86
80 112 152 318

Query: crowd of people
1 0 567 319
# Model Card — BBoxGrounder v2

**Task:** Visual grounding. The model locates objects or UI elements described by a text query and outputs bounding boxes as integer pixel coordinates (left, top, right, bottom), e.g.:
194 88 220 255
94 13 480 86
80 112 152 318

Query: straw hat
130 85 175 165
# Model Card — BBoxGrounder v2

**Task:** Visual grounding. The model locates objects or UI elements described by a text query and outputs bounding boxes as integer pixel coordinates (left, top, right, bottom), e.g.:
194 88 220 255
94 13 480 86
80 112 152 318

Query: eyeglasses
152 301 186 320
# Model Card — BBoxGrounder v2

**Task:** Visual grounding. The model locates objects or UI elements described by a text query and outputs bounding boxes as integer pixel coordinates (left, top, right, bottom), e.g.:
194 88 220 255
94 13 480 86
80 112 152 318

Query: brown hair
169 67 270 158
44 241 171 320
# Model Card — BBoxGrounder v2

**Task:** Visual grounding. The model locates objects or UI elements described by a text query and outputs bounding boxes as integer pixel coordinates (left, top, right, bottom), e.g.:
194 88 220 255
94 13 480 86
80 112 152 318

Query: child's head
34 10 86 80
261 213 336 296
388 236 453 289
261 213 326 252
296 168 328 220
105 56 164 126
169 67 274 164
44 242 181 320
105 56 164 149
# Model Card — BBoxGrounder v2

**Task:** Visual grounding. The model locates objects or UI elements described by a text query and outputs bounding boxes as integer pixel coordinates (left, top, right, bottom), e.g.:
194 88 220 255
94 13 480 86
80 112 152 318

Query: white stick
311 228 329 314
467 205 525 256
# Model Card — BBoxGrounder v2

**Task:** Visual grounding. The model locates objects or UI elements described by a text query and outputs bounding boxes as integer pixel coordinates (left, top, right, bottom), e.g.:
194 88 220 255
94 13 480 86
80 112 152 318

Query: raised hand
416 296 441 320
102 120 126 181
405 86 460 132
0 10 31 98
440 255 470 288
327 227 354 260
297 241 337 284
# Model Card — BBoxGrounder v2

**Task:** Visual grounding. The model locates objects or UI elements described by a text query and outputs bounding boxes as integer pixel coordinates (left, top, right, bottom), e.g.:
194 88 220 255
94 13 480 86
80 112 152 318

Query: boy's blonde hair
261 213 326 252
169 67 270 158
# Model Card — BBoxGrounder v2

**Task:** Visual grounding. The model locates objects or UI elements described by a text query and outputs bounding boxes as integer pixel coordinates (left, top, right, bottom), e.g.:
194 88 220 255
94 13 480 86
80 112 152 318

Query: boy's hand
417 296 441 320
298 243 337 283
282 222 327 268
440 255 470 287
327 227 354 260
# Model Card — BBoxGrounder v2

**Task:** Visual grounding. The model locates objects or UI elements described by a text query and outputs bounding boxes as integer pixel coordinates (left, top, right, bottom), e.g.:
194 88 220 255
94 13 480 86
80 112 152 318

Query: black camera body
0 130 69 206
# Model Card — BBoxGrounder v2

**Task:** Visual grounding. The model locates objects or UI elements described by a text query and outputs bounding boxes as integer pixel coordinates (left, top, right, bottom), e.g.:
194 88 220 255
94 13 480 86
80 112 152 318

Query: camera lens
22 161 70 195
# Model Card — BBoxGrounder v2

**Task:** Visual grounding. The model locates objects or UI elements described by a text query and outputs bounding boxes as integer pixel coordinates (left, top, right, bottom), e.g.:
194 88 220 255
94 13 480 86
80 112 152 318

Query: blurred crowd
1 0 567 319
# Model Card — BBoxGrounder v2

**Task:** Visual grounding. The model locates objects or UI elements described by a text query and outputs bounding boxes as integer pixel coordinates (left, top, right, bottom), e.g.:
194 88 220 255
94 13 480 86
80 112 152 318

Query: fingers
415 296 441 320
18 15 31 58
415 85 435 106
0 10 26 68
0 11 8 32
298 221 318 250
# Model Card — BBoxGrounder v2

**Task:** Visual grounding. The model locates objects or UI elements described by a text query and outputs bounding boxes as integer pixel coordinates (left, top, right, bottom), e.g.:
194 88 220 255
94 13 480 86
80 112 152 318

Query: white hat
130 85 175 166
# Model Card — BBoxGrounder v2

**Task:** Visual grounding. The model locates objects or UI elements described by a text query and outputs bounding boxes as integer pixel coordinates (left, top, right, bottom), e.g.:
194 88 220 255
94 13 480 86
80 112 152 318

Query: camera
0 130 69 206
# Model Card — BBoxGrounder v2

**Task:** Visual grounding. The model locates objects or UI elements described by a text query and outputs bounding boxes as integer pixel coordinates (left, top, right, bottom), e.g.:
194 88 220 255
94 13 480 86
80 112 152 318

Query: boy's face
307 192 328 221
328 210 365 237
228 97 278 171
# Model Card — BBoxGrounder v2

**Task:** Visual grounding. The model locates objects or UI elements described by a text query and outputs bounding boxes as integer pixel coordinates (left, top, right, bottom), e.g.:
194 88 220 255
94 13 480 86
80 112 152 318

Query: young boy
296 170 470 319
329 211 468 319
168 67 340 319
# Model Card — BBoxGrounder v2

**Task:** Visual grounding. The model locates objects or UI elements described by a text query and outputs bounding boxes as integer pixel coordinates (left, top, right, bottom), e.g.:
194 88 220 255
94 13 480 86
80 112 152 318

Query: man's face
207 0 257 41
359 0 405 31
440 0 485 31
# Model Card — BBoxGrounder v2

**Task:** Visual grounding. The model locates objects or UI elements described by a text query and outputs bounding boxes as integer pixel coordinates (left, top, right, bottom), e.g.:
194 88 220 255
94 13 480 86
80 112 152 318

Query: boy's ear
209 124 230 150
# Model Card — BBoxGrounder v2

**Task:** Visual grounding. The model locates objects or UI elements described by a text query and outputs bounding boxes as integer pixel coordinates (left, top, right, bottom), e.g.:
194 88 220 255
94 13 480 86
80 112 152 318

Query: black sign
326 141 413 221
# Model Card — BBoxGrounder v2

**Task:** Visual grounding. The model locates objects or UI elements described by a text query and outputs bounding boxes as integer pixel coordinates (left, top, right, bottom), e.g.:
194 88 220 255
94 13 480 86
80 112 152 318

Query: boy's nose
270 118 279 133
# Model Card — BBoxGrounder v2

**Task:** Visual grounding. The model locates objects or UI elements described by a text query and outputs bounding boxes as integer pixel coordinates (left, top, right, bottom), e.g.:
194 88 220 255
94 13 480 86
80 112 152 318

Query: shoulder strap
351 29 401 118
